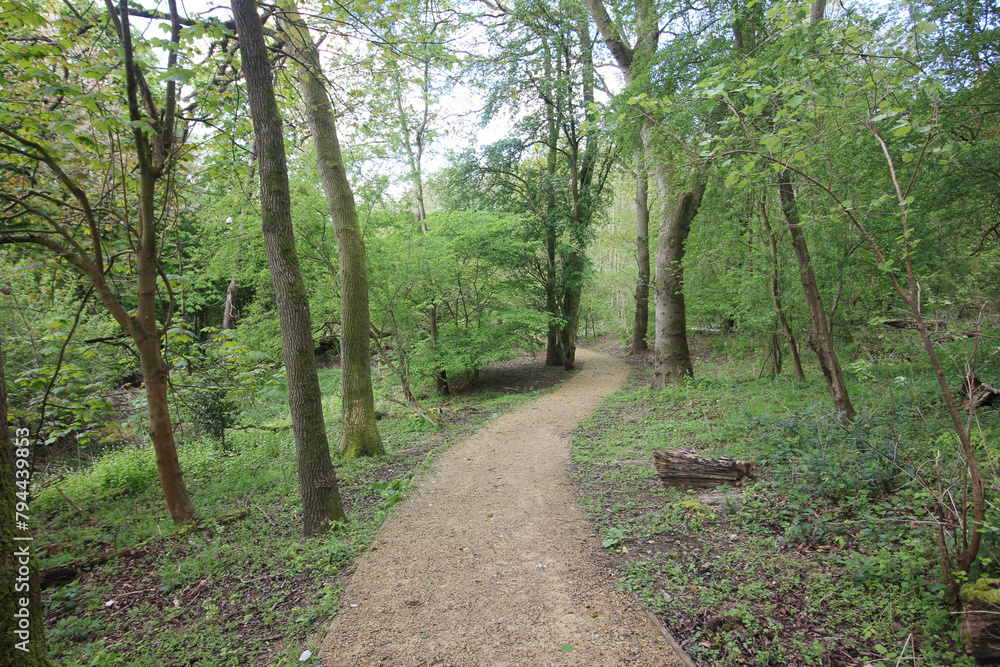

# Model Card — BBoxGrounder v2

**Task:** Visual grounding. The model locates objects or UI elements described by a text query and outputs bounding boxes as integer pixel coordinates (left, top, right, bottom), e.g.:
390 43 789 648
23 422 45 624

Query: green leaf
560 643 575 653
901 152 914 163
788 95 803 108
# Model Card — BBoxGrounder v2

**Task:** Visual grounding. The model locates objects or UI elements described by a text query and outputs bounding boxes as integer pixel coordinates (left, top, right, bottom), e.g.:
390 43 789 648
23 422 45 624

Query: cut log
654 449 755 488
961 602 1000 661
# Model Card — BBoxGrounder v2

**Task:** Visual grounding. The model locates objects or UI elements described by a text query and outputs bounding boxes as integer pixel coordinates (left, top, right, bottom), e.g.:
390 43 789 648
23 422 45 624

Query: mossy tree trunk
1 341 54 666
277 2 385 458
232 0 347 535
631 150 651 355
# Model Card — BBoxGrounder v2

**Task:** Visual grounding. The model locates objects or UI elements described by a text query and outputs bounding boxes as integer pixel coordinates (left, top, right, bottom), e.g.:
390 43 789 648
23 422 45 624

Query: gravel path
320 348 681 666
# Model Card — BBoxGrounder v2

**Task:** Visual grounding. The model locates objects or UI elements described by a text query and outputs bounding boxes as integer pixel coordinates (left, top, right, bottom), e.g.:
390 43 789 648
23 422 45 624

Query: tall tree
586 0 657 356
480 0 610 370
276 2 385 458
588 0 707 386
0 0 197 523
232 0 347 533
631 150 651 354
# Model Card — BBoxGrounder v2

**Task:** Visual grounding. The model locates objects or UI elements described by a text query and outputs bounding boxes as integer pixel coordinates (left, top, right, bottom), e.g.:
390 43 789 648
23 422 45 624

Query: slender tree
777 172 854 418
760 199 805 380
631 149 651 354
586 0 657 355
232 0 347 533
0 0 197 523
276 2 384 458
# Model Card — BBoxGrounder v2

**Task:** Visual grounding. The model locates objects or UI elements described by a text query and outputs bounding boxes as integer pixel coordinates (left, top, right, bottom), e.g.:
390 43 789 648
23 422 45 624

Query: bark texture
276 3 384 458
631 150 650 355
777 172 855 420
654 449 755 488
760 200 805 380
652 180 704 388
232 0 346 534
1 342 54 666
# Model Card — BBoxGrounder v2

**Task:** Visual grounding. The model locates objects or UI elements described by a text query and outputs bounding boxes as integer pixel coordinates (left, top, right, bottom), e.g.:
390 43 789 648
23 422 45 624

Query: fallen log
884 318 948 332
654 449 755 488
41 509 249 588
961 376 1000 412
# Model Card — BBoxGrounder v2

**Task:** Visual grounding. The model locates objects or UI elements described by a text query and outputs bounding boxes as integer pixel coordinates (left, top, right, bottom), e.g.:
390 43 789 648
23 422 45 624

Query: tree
231 0 347 534
588 0 719 387
1 338 54 666
702 0 987 587
777 171 854 419
276 2 385 459
586 0 656 355
0 0 197 523
478 0 611 370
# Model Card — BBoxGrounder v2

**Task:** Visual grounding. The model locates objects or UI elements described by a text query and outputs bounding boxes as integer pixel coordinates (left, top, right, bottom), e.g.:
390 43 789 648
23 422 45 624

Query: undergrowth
35 358 569 666
572 332 1000 666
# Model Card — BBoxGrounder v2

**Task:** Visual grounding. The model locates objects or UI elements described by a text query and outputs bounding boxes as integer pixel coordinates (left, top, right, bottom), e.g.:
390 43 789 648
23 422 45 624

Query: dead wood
961 375 1000 412
55 486 95 524
884 318 948 332
654 449 755 488
41 510 249 588
960 602 1000 661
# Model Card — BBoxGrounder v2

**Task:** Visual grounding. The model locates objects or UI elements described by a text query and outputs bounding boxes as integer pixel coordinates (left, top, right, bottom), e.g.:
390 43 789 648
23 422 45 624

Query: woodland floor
319 348 682 666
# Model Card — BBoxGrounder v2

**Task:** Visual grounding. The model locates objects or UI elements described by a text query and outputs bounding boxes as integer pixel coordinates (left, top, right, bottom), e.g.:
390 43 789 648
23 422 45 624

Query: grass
34 356 571 667
571 332 1000 667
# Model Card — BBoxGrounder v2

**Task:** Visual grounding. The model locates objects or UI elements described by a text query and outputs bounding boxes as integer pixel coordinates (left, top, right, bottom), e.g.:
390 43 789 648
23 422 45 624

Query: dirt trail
320 348 681 666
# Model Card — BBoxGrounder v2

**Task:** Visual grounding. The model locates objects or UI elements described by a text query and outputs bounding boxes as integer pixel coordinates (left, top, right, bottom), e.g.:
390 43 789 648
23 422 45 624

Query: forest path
320 348 681 666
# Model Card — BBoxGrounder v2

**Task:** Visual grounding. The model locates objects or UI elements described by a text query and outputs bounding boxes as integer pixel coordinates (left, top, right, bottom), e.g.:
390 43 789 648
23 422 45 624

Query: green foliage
166 326 282 448
368 210 550 392
369 478 409 508
572 340 993 665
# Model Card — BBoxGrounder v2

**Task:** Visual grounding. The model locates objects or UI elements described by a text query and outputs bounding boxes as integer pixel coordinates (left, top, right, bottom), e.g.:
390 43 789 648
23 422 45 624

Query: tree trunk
542 36 564 368
1 340 55 666
277 2 384 458
136 164 197 524
777 172 854 420
810 0 826 24
631 150 650 355
222 277 238 330
560 249 585 370
760 199 805 380
232 0 346 535
652 176 704 389
428 305 450 395
222 216 244 330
